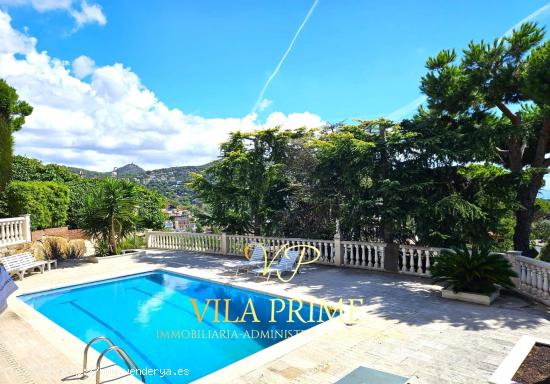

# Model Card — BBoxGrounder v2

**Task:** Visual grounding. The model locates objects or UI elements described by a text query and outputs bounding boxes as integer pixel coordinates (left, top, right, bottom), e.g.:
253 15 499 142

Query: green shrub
43 237 69 260
12 156 77 183
94 240 110 258
6 181 69 229
135 185 165 230
430 246 517 294
532 220 550 241
117 235 145 253
538 244 550 262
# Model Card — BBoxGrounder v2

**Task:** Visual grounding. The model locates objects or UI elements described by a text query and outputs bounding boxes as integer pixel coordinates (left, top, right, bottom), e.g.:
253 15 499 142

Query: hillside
68 162 212 206
117 163 146 176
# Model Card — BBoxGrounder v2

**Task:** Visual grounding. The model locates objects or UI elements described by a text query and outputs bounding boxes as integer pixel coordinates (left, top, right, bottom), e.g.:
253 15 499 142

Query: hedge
6 181 70 230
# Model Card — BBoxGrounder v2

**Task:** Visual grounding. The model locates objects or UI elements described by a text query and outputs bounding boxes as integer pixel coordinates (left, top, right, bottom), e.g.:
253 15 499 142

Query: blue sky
0 0 549 196
4 0 550 120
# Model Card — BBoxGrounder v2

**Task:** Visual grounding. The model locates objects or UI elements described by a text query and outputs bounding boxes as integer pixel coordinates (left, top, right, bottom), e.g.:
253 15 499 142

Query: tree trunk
110 217 117 254
513 171 546 254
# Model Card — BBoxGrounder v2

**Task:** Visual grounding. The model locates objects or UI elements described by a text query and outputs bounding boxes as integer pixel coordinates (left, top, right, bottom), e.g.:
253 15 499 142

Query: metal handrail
96 346 145 384
82 336 116 376
82 336 145 383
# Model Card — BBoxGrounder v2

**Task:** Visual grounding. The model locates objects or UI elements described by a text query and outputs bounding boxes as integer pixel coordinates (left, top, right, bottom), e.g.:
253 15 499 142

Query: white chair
0 252 54 280
229 244 267 275
251 250 300 280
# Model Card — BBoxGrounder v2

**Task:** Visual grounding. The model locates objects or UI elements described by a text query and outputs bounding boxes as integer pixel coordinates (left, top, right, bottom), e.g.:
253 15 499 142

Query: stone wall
31 226 88 242
0 242 32 258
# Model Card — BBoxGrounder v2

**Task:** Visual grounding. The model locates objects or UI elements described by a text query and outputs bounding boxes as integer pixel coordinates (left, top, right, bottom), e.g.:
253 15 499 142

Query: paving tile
2 250 550 384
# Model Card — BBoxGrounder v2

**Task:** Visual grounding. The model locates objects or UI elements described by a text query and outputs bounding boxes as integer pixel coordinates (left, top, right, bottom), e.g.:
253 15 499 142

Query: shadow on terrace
130 250 550 332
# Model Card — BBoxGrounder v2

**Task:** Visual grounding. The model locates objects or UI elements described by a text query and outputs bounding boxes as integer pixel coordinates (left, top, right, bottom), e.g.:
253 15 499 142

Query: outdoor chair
229 244 267 275
250 250 300 280
0 252 56 280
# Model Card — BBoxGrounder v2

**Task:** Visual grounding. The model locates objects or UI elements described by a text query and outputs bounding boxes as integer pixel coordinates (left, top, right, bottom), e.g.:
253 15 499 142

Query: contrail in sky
385 1 550 121
251 0 320 113
504 2 550 36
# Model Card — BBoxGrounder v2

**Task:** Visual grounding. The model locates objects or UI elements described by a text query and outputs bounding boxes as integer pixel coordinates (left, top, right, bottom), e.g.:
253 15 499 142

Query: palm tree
79 178 138 254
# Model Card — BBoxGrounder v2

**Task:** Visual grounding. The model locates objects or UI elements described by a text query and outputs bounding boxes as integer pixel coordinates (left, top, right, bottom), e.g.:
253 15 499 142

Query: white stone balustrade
145 231 222 254
226 234 336 265
341 240 385 270
399 245 442 277
513 254 550 305
0 215 31 247
144 230 550 307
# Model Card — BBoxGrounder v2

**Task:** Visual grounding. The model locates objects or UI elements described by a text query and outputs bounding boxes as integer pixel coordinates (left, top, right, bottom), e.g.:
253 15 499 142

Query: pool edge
9 263 352 384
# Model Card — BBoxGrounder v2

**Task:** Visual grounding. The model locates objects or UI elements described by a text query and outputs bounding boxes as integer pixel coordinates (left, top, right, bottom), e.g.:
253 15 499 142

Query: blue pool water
20 270 329 383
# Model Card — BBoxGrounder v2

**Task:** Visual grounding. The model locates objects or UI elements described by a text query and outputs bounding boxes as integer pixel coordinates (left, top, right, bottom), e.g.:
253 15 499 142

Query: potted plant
430 246 517 305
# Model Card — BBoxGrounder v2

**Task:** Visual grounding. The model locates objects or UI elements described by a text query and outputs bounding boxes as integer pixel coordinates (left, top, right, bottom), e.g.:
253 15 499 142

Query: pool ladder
82 336 146 384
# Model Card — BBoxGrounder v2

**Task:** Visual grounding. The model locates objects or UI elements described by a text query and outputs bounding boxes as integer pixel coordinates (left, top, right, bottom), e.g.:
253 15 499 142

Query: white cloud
71 54 94 78
0 0 106 28
263 111 323 130
69 1 106 28
0 0 72 11
0 10 323 171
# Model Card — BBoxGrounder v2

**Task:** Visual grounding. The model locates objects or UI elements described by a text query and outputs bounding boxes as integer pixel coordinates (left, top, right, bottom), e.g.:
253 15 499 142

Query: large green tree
0 80 32 191
417 23 550 253
311 119 420 242
189 128 304 235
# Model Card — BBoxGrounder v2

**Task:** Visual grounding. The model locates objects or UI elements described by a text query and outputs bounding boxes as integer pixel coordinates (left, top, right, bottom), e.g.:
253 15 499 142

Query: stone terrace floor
1 250 550 384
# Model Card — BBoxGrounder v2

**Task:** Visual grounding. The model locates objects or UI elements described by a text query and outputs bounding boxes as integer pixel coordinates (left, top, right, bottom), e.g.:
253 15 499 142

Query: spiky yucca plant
430 246 517 294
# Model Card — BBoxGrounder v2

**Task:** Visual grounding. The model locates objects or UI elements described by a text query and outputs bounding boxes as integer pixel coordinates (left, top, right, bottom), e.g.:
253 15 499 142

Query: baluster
537 268 544 296
530 266 537 293
543 269 549 298
425 251 432 276
519 261 527 289
400 248 407 272
369 245 374 268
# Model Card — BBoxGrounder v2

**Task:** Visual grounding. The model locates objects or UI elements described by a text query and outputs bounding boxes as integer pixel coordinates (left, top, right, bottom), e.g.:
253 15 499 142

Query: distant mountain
116 163 146 176
67 162 213 206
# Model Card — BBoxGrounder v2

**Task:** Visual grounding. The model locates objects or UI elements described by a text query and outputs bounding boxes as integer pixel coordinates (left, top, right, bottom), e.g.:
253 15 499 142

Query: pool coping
9 263 353 384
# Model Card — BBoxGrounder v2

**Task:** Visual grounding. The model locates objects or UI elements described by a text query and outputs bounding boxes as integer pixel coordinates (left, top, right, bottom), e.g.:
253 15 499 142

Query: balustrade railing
0 215 31 247
226 235 336 265
512 254 550 305
342 241 385 270
144 230 550 307
146 231 222 254
399 245 442 277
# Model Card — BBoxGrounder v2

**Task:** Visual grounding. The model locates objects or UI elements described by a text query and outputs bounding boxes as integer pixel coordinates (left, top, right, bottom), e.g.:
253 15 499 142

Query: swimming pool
19 270 330 383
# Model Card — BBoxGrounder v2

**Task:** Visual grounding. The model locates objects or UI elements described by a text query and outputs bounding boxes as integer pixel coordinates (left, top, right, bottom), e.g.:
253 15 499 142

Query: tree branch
496 102 520 125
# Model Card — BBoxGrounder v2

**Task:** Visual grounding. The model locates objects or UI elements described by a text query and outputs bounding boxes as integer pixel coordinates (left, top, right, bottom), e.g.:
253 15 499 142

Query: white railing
146 231 222 254
227 234 336 265
399 245 442 277
143 231 550 307
511 254 550 305
0 215 31 247
342 240 385 270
